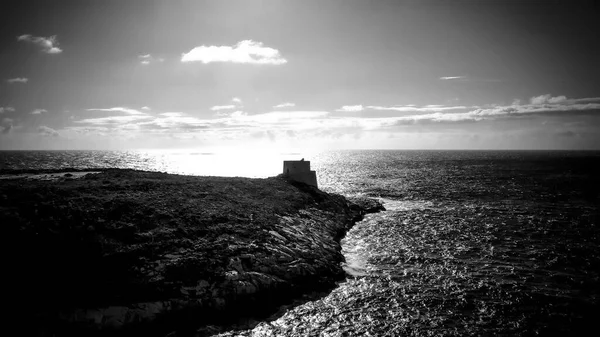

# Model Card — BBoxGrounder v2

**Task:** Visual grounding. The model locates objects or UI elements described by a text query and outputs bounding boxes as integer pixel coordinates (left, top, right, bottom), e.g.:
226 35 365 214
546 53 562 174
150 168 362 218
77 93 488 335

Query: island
1 169 384 336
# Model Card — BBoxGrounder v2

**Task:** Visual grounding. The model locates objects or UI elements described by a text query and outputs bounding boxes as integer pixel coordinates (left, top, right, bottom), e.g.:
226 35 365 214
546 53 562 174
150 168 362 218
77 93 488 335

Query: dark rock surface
347 196 387 214
1 169 383 336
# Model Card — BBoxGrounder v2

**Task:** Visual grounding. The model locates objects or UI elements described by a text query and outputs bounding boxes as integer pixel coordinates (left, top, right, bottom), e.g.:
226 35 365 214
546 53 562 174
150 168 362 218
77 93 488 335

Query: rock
228 257 245 273
82 309 103 325
2 169 376 336
347 196 386 214
103 306 128 328
235 280 257 295
268 230 287 242
225 270 240 281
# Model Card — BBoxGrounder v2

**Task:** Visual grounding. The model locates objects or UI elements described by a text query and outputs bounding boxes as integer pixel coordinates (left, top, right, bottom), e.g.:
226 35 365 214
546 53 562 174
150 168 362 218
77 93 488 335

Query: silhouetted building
283 160 318 188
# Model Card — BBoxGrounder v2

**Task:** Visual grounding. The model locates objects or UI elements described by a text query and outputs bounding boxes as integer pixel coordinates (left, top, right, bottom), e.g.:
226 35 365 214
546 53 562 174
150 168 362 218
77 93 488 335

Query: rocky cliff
1 169 383 336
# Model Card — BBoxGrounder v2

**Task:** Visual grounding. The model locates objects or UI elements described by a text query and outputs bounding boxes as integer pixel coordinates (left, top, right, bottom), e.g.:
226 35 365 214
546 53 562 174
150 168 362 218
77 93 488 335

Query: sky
1 0 599 151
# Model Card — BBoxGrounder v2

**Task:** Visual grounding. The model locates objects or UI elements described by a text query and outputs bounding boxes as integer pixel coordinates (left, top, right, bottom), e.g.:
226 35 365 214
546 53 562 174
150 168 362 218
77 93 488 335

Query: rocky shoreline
1 169 383 336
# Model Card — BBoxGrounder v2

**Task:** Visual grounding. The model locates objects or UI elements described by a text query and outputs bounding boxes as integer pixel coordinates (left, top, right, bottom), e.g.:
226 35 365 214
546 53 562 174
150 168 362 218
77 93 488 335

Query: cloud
141 106 151 110
181 40 287 65
526 94 600 106
325 95 600 131
137 115 211 132
566 97 600 104
159 112 185 117
6 78 28 84
212 98 243 113
366 105 468 112
86 107 146 115
0 107 16 114
337 105 364 112
17 34 62 54
440 76 466 80
1 118 14 134
76 107 152 128
63 94 599 143
472 100 600 117
38 125 59 137
530 94 567 105
31 109 47 115
68 126 110 136
0 125 12 134
438 76 504 83
74 115 152 125
210 105 236 111
1 125 12 135
139 54 151 65
385 96 600 125
246 111 328 121
273 102 295 108
335 104 468 113
226 111 330 128
138 54 164 65
556 130 577 138
230 111 247 118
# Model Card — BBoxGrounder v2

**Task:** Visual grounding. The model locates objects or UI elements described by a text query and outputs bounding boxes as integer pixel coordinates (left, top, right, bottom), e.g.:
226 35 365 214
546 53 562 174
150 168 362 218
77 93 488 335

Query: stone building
282 159 318 188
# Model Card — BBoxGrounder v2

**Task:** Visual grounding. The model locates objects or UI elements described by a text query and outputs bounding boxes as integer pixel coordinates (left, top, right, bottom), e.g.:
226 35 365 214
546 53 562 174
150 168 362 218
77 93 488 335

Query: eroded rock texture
1 169 382 336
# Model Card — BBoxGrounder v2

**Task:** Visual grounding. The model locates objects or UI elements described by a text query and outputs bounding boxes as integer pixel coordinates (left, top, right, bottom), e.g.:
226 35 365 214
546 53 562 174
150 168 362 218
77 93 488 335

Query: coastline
2 169 383 336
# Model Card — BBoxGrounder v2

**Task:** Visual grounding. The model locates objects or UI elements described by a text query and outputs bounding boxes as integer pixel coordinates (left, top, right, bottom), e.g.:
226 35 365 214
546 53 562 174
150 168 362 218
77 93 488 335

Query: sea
1 150 599 336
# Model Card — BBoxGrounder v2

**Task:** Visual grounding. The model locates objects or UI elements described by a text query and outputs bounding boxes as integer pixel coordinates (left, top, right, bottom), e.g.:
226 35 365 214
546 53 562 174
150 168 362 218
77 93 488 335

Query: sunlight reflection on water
0 149 320 178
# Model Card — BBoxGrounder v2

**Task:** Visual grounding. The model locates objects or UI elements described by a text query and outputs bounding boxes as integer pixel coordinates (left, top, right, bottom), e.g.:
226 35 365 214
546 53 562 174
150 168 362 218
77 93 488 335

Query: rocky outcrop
2 169 382 336
347 196 387 214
